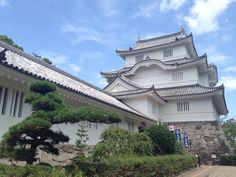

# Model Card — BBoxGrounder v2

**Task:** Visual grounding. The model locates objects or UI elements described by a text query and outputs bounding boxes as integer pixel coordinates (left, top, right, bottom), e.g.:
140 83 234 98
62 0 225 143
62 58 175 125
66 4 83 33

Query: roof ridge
116 34 192 54
0 40 113 97
137 31 183 43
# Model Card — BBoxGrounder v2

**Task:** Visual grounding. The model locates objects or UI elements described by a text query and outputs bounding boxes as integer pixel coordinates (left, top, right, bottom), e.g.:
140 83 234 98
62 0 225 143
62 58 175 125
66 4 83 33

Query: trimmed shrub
92 128 153 161
79 155 197 177
220 154 236 166
145 125 176 154
0 163 86 177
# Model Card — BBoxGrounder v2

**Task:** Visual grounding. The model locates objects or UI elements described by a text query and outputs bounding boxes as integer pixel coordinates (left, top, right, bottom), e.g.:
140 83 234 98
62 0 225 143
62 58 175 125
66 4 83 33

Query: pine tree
0 81 122 164
75 122 89 160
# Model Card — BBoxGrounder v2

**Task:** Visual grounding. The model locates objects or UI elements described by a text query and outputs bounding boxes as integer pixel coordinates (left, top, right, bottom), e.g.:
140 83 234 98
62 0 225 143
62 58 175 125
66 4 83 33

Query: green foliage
92 128 153 161
42 58 53 64
75 122 89 161
175 142 184 154
78 155 197 177
0 35 24 51
0 81 122 164
222 118 236 153
30 81 56 94
0 163 83 177
220 154 236 166
145 125 176 154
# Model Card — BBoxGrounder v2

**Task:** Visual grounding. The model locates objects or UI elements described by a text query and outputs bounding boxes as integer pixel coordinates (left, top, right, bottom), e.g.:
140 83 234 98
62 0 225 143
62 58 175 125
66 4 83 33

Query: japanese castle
0 28 231 159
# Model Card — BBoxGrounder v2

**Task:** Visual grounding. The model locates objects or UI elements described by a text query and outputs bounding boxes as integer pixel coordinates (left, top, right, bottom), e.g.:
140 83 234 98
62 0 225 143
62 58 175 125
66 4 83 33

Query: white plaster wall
51 119 139 145
159 98 218 122
123 97 148 118
198 73 209 87
128 65 198 88
0 76 140 145
147 97 159 121
124 45 189 67
0 77 32 140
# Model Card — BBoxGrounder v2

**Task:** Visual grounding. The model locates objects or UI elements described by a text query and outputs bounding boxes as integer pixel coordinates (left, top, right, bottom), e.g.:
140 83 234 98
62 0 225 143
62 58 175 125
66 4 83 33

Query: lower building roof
111 84 228 115
0 41 154 123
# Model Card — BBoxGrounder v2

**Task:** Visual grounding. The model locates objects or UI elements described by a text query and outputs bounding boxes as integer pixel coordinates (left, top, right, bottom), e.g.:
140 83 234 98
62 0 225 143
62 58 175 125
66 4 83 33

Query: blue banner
184 131 189 148
175 129 181 143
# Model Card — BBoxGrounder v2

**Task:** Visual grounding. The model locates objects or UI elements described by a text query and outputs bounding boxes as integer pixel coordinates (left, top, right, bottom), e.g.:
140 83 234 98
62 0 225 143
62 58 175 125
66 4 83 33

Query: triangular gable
104 76 142 93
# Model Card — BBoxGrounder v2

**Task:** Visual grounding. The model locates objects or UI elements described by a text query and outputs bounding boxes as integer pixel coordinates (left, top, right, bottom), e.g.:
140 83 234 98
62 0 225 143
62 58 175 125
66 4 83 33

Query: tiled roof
0 41 153 121
134 31 186 50
111 84 224 100
156 84 224 99
101 57 197 76
116 33 190 54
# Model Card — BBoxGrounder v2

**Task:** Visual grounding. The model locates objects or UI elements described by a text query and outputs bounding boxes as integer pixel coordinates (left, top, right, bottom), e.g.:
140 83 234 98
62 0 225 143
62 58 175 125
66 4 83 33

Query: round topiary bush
145 125 176 154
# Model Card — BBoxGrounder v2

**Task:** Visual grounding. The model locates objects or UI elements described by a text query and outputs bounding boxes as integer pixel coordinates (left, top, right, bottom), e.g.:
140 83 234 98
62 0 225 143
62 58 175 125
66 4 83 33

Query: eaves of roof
116 34 193 58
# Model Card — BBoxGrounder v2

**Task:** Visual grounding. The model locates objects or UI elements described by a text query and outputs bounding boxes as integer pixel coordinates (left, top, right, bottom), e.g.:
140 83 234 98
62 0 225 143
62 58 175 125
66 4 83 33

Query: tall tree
0 81 122 164
222 118 236 153
0 35 23 51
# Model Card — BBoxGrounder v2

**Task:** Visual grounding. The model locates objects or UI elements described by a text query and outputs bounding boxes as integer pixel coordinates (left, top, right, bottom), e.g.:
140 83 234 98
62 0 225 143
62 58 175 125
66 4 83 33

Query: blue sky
0 0 236 118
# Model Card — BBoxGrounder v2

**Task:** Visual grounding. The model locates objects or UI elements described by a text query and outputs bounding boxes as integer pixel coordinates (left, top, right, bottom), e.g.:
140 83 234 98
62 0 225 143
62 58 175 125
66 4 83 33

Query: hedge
220 154 236 166
78 155 197 177
0 164 84 177
0 155 197 177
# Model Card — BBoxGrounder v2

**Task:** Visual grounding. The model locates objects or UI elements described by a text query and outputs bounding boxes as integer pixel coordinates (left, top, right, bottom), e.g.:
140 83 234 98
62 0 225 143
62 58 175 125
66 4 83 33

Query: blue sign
175 129 181 143
184 131 189 148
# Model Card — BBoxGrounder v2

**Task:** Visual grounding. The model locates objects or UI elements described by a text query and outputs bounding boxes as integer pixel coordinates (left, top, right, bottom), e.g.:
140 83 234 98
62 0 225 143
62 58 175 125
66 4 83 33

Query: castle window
1 87 9 115
18 92 24 117
135 55 144 63
0 87 24 118
163 49 173 58
177 102 189 112
172 72 183 81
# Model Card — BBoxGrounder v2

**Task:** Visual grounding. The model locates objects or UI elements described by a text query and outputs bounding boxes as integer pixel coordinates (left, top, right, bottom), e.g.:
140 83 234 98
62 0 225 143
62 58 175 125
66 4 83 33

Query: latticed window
0 86 24 118
177 101 189 112
163 49 173 58
172 72 183 81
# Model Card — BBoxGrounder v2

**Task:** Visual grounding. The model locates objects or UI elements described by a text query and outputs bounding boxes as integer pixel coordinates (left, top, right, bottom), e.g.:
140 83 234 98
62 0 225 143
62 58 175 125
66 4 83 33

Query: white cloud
208 53 232 64
160 0 187 12
220 76 236 91
98 0 119 17
0 0 9 6
62 23 115 44
39 50 67 65
68 63 80 73
39 50 81 75
225 66 236 73
93 73 108 88
184 0 234 35
204 45 232 64
77 51 105 64
133 0 159 18
133 0 187 18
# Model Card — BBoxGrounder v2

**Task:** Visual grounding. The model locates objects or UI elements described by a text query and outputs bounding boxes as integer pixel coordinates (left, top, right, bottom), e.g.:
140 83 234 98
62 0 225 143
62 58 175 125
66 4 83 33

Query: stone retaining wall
165 121 232 163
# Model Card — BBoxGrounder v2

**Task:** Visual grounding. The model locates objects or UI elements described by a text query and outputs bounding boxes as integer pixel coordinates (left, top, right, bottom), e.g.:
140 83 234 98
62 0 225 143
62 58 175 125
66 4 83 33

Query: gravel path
179 165 236 177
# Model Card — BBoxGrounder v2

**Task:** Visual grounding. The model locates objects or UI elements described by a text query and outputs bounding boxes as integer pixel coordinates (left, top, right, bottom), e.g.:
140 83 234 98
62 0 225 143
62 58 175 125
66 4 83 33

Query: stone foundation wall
165 121 232 163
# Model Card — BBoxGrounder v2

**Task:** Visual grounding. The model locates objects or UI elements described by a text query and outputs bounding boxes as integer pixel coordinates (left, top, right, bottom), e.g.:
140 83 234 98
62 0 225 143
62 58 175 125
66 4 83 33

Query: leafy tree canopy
0 81 122 164
32 53 53 65
0 35 23 51
145 125 176 154
222 118 236 153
